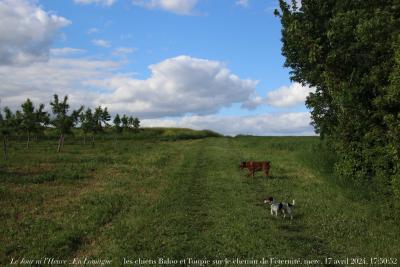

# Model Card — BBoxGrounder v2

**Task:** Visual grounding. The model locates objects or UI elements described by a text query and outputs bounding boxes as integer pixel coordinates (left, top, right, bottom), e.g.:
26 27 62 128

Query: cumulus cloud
241 83 315 110
236 0 249 8
0 55 257 119
241 95 264 110
142 112 315 136
0 0 70 66
266 83 315 108
74 0 116 6
93 55 258 118
0 57 119 110
132 0 198 15
92 39 111 48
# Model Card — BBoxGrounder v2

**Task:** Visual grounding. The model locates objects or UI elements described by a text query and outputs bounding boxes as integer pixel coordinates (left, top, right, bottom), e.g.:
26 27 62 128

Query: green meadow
1 131 399 266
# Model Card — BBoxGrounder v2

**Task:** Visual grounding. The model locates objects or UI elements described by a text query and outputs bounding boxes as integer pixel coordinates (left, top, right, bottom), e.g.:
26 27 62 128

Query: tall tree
276 0 400 196
50 95 83 152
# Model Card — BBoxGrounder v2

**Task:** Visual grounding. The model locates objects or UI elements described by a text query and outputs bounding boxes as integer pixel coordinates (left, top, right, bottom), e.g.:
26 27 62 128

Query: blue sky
0 0 315 135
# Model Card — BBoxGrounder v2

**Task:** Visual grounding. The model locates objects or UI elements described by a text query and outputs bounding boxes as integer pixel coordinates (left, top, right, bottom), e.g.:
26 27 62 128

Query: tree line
276 0 400 198
0 94 140 159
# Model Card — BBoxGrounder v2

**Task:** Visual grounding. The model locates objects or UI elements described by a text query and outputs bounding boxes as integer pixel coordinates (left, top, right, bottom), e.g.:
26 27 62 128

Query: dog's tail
288 199 295 207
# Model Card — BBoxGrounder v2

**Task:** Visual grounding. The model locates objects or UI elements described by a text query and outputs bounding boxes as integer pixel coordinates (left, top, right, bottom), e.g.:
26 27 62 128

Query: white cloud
266 83 315 108
112 47 137 57
241 95 263 110
142 112 315 136
0 55 257 119
50 47 86 56
92 39 111 48
94 55 258 118
0 57 119 111
0 0 70 66
132 0 198 15
0 50 315 136
236 0 249 8
240 83 314 110
74 0 116 6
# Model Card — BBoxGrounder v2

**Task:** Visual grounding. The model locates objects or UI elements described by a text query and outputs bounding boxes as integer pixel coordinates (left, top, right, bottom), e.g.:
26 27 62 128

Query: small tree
91 106 111 146
0 107 16 160
20 99 49 148
34 103 50 141
79 108 94 145
113 114 122 134
121 114 129 132
0 110 7 160
133 117 140 132
20 99 35 148
50 95 83 152
127 116 140 132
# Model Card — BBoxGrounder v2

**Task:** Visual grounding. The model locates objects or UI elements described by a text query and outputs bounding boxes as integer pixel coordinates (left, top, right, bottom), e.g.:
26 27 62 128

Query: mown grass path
1 137 399 266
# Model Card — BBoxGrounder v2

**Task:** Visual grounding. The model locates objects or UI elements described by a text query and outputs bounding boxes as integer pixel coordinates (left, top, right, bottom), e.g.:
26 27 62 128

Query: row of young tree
276 0 400 198
0 94 140 159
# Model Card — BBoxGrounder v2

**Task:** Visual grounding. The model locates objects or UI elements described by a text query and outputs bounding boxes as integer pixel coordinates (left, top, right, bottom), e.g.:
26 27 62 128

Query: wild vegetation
0 94 141 155
275 0 400 199
1 136 399 265
1 1 399 264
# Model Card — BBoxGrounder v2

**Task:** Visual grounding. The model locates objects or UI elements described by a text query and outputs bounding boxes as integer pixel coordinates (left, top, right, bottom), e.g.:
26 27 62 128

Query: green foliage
0 107 18 160
50 95 83 152
113 114 122 134
79 106 110 145
276 0 400 198
19 99 50 147
93 106 110 133
1 108 18 137
80 108 95 136
50 95 83 136
159 128 221 141
0 107 17 137
116 114 140 133
121 114 128 129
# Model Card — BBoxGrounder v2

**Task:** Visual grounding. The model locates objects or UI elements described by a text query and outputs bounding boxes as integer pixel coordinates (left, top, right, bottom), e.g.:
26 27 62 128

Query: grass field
1 134 399 266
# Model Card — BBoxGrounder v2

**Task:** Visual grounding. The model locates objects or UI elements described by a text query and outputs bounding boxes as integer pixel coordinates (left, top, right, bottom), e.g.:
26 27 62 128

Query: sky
0 0 315 136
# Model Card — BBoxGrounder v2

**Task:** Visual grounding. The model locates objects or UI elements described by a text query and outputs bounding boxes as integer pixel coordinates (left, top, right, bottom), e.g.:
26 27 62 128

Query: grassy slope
1 136 399 266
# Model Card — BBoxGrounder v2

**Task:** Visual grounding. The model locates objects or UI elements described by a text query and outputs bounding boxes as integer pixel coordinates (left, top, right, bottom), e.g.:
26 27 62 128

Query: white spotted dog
264 197 295 220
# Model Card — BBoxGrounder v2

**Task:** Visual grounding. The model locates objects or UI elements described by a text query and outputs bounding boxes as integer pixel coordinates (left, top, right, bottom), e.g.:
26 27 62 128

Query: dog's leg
282 209 286 218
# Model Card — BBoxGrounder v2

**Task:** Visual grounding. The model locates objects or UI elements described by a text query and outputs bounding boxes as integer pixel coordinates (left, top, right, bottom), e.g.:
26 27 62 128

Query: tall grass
1 135 399 265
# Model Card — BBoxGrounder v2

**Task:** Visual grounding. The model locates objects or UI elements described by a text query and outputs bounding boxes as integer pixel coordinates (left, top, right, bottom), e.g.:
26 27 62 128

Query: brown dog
240 161 270 177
